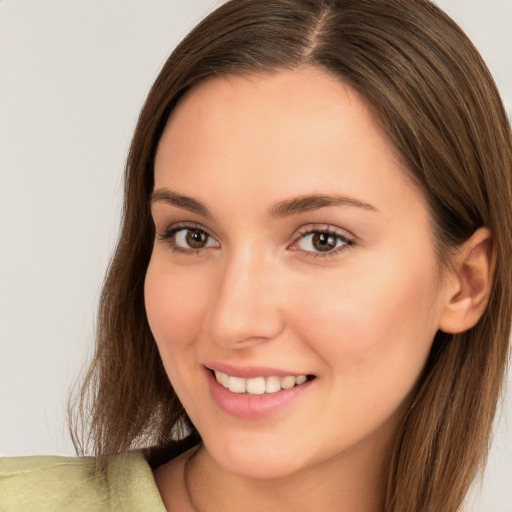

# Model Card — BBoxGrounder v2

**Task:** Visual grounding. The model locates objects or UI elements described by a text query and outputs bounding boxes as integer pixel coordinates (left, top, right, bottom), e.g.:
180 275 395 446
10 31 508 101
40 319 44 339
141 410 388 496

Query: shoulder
0 452 166 512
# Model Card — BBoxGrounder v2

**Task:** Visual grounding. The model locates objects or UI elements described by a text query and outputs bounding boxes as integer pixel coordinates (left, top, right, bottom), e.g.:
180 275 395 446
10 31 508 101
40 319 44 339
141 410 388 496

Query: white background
1 1 511 511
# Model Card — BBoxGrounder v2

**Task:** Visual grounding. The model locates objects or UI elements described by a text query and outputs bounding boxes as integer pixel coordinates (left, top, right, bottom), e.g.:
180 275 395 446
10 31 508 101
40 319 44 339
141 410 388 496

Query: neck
187 437 390 512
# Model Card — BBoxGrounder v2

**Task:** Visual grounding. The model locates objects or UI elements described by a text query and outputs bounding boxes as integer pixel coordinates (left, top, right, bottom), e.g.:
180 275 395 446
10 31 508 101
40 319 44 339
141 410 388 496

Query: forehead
158 68 392 161
168 68 370 131
154 67 425 221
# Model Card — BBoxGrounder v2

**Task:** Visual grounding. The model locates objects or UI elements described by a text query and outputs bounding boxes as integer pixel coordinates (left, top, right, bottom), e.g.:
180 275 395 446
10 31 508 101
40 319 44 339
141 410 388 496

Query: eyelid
155 221 355 258
288 224 355 257
156 219 213 236
156 221 220 253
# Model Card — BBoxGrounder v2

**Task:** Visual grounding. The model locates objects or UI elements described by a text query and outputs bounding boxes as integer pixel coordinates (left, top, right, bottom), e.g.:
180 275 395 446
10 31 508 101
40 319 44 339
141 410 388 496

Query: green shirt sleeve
0 452 167 512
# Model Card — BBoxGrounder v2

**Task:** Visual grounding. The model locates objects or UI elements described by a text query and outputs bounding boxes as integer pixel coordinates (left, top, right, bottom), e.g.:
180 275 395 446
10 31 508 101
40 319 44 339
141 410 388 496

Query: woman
1 0 511 511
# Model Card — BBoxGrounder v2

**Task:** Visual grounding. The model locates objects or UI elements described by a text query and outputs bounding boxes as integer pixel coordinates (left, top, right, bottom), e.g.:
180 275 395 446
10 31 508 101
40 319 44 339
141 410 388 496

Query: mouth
204 365 317 418
209 368 316 395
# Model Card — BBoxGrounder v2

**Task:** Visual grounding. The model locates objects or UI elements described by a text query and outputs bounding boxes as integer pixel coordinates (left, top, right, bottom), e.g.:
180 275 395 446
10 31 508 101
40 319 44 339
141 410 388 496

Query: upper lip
204 362 311 379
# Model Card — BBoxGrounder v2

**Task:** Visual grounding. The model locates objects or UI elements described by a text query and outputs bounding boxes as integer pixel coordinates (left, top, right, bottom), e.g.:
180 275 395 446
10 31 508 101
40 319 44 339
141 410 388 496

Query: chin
204 434 309 480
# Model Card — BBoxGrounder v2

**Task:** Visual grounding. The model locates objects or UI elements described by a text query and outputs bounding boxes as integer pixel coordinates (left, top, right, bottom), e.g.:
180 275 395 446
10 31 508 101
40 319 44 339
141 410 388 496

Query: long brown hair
71 1 512 510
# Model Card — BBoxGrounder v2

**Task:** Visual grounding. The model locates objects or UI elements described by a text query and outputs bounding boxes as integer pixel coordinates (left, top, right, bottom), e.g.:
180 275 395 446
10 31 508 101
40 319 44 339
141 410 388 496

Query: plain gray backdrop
1 1 511 511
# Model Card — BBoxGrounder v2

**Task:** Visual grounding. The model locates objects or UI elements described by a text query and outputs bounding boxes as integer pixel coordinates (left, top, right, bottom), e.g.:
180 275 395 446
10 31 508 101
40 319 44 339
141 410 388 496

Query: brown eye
186 229 208 248
293 229 352 256
311 232 337 252
168 226 220 252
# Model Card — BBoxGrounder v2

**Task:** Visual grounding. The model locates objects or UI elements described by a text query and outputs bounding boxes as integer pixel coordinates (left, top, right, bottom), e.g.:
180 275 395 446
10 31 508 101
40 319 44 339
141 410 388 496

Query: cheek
289 252 440 393
144 257 219 412
144 258 210 358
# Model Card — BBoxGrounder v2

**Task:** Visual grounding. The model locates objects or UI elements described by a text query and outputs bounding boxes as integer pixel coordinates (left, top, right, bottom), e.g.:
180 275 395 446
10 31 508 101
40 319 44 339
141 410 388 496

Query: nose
203 246 285 349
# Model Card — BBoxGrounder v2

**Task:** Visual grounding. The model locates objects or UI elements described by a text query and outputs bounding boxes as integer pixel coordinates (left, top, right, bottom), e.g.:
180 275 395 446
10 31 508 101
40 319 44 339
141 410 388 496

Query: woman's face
145 68 453 479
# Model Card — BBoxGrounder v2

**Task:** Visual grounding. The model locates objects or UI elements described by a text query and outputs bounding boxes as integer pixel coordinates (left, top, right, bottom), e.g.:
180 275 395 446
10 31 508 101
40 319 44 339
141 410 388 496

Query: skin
145 67 461 511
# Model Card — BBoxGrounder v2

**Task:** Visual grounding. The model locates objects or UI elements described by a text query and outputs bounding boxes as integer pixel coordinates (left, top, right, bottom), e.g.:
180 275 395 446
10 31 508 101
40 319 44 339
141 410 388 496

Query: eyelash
157 222 216 256
156 222 355 258
291 227 355 258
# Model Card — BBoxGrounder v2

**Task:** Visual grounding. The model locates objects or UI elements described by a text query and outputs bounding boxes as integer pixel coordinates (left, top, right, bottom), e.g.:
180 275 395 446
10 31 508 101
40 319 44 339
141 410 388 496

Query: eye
157 223 220 254
290 227 354 257
175 228 215 249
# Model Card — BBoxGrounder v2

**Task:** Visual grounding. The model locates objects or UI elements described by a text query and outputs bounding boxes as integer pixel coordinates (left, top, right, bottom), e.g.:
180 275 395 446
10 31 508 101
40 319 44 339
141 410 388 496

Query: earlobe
438 227 495 334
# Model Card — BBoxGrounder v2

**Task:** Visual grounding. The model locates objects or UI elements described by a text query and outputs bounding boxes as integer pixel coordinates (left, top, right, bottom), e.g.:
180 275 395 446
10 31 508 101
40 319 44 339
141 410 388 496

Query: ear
438 227 495 334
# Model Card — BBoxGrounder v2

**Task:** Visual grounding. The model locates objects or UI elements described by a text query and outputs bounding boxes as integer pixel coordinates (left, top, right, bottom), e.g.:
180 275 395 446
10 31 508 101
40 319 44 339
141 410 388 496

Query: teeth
215 370 229 387
296 375 307 385
246 377 266 395
265 376 281 393
280 376 296 389
228 376 246 393
214 370 309 395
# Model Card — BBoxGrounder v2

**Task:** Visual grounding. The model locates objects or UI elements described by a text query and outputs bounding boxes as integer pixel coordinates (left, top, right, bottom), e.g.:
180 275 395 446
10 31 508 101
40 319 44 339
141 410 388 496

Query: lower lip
205 368 315 419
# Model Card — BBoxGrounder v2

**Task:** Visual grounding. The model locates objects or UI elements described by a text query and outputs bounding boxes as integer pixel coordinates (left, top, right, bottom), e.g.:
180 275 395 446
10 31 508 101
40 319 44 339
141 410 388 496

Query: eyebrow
149 188 378 218
149 189 212 217
269 194 378 218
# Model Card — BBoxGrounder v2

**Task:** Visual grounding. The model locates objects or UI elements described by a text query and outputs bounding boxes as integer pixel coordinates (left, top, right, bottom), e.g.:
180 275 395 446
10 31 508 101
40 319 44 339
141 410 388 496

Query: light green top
0 452 167 511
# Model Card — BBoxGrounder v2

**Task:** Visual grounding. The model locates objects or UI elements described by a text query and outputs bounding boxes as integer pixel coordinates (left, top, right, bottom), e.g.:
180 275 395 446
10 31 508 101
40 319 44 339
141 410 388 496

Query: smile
214 370 308 395
206 366 316 418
